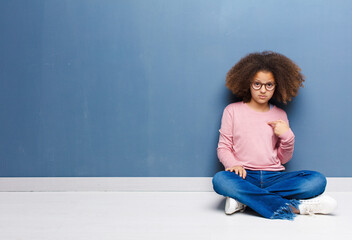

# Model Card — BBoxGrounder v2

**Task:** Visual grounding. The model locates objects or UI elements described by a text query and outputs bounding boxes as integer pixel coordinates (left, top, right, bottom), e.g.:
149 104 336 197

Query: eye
267 83 273 87
254 82 261 87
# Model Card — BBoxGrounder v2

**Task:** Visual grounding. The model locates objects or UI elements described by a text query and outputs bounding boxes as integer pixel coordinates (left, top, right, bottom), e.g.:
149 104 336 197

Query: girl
212 51 337 220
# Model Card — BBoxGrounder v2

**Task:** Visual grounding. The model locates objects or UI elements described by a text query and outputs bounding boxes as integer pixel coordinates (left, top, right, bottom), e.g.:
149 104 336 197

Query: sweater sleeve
217 106 242 169
277 126 295 164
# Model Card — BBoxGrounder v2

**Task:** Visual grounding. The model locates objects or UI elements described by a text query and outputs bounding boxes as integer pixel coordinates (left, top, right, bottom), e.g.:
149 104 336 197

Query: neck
246 100 270 112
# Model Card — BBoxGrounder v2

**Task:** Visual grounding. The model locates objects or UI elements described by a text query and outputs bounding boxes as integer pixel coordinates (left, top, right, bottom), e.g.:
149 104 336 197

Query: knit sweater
217 101 295 171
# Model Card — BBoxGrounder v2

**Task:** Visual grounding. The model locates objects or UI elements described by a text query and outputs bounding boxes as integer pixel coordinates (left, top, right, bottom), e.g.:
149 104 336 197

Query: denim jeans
212 170 327 220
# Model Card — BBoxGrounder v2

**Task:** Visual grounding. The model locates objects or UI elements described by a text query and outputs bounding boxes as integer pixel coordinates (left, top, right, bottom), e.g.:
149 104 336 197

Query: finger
243 169 247 179
235 169 239 175
279 119 288 125
239 169 243 178
267 121 277 126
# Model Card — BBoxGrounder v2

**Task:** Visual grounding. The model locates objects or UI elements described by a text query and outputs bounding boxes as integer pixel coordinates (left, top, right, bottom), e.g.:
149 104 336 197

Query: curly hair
225 51 305 104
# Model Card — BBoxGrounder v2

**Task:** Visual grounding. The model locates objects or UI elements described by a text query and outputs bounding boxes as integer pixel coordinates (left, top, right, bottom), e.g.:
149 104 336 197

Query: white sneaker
225 197 246 215
299 194 337 215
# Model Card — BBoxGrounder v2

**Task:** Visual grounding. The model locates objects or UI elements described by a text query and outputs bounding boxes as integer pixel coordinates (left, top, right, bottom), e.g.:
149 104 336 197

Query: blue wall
0 0 351 177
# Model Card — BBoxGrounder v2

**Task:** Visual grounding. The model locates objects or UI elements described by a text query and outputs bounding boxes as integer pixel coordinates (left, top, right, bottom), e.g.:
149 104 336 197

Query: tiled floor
0 191 350 240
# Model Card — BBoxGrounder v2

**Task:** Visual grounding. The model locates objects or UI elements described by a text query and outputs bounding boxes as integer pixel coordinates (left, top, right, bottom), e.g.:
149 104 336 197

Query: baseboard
0 177 351 192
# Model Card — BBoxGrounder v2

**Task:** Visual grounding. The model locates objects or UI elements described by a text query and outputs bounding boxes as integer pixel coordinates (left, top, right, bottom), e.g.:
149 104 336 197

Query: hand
226 166 247 179
267 120 290 137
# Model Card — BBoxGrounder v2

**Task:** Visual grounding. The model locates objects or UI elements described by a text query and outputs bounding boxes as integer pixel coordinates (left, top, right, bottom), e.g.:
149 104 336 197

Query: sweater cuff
279 128 295 141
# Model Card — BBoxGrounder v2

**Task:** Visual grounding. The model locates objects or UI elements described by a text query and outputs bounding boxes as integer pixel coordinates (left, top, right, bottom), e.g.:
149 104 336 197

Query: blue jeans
212 170 327 220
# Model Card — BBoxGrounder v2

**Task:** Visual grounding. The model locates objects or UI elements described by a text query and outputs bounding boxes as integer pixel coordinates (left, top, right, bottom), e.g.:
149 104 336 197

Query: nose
260 85 266 93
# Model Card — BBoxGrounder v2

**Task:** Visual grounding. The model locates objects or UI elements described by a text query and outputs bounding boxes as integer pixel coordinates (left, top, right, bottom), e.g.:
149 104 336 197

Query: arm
217 106 243 169
268 120 295 164
277 128 295 164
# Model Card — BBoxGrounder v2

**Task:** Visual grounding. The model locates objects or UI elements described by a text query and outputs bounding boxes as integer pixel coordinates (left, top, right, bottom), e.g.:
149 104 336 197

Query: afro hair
225 51 305 104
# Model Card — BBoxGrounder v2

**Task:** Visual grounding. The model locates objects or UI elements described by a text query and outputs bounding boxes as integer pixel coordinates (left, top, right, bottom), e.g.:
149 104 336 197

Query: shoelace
305 209 316 216
238 203 246 212
301 200 322 216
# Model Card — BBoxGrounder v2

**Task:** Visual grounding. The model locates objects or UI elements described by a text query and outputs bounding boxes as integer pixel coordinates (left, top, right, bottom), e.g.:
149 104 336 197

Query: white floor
0 191 350 240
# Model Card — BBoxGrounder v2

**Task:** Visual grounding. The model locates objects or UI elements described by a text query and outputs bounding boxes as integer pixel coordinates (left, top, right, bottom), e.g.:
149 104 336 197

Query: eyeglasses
251 81 276 91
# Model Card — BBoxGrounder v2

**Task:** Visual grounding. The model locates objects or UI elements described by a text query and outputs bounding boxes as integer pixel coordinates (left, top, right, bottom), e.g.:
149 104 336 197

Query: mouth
258 95 267 99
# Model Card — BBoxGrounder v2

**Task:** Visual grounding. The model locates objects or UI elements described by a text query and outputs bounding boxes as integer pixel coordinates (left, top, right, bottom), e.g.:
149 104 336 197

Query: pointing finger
267 122 276 127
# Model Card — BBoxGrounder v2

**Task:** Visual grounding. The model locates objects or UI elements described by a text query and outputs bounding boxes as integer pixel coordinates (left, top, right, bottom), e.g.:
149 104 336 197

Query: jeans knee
212 171 227 194
312 171 327 194
300 171 327 197
212 171 243 196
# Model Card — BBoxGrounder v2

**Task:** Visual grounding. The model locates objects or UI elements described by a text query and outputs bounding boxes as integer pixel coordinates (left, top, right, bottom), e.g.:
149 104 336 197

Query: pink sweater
217 101 295 171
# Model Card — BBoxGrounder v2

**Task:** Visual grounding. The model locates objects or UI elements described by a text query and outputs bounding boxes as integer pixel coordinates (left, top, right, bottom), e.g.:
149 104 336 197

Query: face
249 71 275 105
